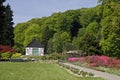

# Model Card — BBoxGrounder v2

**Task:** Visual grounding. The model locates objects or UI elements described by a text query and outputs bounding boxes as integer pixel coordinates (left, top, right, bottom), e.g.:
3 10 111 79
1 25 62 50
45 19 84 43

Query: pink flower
68 57 79 62
89 63 97 67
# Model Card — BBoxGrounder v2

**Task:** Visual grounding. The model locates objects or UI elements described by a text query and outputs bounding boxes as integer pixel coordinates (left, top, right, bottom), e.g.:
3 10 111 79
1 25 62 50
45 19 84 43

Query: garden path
62 62 120 80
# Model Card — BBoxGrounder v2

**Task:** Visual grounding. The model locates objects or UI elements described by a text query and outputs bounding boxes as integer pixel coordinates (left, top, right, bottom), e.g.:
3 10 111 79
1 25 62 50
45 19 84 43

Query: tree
0 1 14 46
41 26 54 54
24 24 42 47
13 1 120 58
100 16 120 57
4 4 14 46
75 21 101 55
0 0 6 45
47 38 54 54
99 0 120 58
80 8 100 28
14 23 28 53
52 31 70 53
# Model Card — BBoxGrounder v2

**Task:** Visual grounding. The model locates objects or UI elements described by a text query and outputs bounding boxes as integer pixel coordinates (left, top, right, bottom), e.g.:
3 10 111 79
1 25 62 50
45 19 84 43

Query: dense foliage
0 0 14 46
14 0 120 58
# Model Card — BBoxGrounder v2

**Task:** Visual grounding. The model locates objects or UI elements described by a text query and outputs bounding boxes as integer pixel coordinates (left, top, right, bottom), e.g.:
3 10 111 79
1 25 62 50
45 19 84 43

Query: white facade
26 47 44 56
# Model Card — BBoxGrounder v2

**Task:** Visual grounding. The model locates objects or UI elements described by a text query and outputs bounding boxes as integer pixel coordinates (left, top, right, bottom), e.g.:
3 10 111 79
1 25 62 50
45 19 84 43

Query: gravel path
62 62 120 80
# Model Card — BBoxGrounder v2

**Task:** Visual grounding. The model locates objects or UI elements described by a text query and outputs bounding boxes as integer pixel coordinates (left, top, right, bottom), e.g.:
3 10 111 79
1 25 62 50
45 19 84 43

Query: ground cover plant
68 55 120 76
0 62 104 80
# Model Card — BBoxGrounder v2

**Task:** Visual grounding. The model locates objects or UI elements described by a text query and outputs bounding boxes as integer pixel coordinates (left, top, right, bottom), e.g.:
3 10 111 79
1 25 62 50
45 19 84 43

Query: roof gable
26 39 43 48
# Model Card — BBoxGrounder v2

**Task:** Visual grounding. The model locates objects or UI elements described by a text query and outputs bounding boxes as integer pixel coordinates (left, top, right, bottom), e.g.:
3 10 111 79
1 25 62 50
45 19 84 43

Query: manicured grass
0 62 104 80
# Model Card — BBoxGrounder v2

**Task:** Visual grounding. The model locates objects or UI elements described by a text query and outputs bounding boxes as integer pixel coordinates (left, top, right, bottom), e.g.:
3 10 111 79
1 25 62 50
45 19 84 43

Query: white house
26 39 44 56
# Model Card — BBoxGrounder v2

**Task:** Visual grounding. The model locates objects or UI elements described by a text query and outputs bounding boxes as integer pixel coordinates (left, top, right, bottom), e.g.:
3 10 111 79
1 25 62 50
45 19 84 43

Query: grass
0 62 104 80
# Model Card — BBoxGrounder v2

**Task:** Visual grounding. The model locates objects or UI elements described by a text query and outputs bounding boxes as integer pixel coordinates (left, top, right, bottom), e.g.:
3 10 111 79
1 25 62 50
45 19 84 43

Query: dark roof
26 39 43 48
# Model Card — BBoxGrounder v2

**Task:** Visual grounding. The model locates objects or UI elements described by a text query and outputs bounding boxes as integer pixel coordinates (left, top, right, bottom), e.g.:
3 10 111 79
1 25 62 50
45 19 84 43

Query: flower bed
68 55 120 68
68 55 120 76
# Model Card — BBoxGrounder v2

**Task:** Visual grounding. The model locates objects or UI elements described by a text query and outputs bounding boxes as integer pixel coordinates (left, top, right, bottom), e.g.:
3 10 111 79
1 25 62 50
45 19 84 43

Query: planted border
58 62 94 77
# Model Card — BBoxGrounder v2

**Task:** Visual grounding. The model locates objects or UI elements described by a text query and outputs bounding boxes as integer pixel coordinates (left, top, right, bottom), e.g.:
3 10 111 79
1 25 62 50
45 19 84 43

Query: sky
6 0 99 25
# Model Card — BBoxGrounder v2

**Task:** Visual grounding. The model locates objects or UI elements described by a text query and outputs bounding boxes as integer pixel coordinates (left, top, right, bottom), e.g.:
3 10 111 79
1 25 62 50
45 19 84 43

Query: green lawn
0 62 104 80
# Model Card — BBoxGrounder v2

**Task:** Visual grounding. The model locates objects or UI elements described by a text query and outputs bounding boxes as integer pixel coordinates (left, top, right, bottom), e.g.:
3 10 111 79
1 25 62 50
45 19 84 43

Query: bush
68 58 80 62
11 53 22 58
68 55 120 68
0 45 16 53
48 53 61 60
1 52 12 59
41 53 62 60
41 56 47 60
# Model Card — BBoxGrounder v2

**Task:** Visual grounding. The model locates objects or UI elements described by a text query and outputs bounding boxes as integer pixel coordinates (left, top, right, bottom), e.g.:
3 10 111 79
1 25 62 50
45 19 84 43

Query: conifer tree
0 0 14 46
4 4 14 46
0 0 6 44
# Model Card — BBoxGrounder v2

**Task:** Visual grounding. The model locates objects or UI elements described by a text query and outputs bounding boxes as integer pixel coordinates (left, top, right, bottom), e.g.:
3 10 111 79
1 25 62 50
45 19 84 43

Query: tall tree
41 26 53 54
0 1 14 46
24 24 42 47
14 23 28 53
99 0 120 57
0 0 6 45
4 4 14 46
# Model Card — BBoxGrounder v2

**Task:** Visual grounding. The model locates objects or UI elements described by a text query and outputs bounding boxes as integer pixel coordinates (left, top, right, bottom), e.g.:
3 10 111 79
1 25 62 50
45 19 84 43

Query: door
32 48 38 55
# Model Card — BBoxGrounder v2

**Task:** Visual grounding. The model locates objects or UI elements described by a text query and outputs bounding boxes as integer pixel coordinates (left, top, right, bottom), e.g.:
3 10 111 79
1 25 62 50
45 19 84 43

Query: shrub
68 57 85 62
41 53 62 60
89 63 98 67
68 55 120 68
88 55 110 67
41 56 47 60
11 53 22 58
68 57 80 62
48 53 60 60
1 52 12 59
0 45 16 53
108 59 120 68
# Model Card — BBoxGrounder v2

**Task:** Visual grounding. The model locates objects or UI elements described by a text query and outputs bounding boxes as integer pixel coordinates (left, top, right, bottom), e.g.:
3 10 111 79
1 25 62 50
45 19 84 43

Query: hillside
14 0 120 58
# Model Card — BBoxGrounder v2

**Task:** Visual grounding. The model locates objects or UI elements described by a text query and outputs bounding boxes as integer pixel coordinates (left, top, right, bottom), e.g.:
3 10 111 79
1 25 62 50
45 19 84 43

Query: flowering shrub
68 58 80 62
0 45 16 53
68 57 85 62
89 63 98 67
68 55 120 68
108 59 120 68
88 55 111 67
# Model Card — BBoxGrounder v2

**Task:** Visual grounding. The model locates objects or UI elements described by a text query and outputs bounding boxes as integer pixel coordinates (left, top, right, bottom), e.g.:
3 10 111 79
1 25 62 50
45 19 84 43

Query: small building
26 39 44 56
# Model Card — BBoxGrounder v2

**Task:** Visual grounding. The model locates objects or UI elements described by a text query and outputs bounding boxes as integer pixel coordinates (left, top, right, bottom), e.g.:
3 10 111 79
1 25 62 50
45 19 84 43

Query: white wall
26 47 44 56
38 48 44 56
26 47 32 55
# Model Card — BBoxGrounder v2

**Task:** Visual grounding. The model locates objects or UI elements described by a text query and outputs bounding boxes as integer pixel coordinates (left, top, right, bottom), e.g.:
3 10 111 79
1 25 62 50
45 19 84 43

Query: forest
7 0 120 58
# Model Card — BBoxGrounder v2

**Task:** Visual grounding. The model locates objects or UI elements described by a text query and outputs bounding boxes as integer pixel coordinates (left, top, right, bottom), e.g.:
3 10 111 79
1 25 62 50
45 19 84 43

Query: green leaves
24 24 42 47
13 0 120 57
99 0 120 57
100 16 120 57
